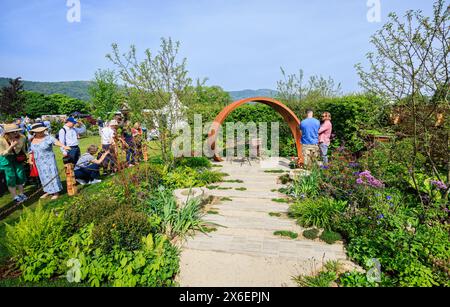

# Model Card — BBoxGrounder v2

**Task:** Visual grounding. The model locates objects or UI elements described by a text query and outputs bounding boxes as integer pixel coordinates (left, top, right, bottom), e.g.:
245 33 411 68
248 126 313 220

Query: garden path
177 158 350 287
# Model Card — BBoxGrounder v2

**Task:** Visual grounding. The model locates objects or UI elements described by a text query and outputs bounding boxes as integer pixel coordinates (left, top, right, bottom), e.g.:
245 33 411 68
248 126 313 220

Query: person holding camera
75 145 110 185
0 124 28 203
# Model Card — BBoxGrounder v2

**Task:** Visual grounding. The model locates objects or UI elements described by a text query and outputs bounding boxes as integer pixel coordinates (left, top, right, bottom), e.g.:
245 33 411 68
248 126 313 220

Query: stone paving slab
178 160 350 287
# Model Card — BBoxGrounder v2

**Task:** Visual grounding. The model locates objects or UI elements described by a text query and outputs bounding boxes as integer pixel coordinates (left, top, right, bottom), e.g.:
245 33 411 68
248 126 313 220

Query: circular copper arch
207 97 303 165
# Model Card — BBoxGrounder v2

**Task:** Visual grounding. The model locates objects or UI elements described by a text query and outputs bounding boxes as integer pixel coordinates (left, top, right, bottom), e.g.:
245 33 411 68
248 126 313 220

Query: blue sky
0 0 436 93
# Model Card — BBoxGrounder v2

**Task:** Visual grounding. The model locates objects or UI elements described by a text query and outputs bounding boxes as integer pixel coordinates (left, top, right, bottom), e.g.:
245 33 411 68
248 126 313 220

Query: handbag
29 153 39 177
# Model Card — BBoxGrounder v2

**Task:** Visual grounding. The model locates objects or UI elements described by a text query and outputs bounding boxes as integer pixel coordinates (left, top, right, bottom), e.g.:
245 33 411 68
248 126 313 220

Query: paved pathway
177 158 349 287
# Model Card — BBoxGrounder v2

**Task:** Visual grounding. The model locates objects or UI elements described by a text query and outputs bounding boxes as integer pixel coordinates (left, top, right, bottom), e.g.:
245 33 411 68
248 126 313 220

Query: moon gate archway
207 97 303 165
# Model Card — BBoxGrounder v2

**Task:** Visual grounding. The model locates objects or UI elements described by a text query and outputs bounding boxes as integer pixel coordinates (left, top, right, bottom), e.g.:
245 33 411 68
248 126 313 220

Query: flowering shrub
356 171 385 189
287 143 450 286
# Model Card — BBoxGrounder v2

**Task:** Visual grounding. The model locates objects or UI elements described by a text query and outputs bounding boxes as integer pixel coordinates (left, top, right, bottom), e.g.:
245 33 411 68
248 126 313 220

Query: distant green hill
228 89 278 101
0 77 278 102
0 78 93 101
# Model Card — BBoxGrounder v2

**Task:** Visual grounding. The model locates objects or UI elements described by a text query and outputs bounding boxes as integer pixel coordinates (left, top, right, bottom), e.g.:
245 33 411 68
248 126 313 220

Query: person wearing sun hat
30 123 71 200
0 123 28 203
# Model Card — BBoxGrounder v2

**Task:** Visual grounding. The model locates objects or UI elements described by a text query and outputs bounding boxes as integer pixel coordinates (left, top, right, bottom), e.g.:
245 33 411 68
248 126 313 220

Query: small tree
0 77 25 121
23 91 59 118
276 68 342 106
356 0 450 189
49 94 89 115
89 69 122 120
107 37 194 164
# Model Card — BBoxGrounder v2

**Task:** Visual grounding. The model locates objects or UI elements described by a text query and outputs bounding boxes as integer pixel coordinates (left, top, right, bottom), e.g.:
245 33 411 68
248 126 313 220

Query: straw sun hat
30 123 48 133
3 124 22 134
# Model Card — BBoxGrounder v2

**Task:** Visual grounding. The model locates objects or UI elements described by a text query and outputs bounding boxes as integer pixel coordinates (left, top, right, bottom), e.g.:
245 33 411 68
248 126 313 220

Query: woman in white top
100 120 119 174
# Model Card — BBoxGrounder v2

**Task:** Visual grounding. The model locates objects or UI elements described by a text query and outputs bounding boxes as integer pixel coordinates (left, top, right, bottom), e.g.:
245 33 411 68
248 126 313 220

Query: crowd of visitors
0 114 148 204
1 109 332 204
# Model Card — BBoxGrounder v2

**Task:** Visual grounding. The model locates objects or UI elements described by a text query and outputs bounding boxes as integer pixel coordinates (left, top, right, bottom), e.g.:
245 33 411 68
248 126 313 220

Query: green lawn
0 136 100 210
0 137 161 265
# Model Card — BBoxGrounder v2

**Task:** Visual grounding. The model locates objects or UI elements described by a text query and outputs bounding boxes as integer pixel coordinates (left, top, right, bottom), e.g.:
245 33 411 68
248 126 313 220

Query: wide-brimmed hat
3 124 22 134
30 123 48 133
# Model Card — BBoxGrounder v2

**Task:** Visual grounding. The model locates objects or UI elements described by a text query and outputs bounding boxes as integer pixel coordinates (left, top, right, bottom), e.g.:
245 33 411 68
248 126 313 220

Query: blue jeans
75 164 100 182
64 146 81 165
126 143 136 165
319 144 329 165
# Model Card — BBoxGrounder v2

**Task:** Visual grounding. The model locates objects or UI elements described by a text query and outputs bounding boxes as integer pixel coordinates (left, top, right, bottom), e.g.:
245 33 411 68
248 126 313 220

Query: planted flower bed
284 147 450 287
1 157 224 287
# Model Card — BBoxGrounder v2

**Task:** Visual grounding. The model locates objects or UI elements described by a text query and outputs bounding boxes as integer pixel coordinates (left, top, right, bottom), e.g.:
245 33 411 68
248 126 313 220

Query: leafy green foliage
88 69 122 120
339 272 377 287
23 91 59 118
65 226 179 287
223 179 244 183
143 188 205 240
49 93 89 115
175 157 212 169
4 205 67 282
303 228 320 240
289 198 347 230
319 230 343 245
163 166 223 189
269 212 282 217
294 260 343 288
294 270 337 287
5 204 65 260
274 231 298 239
272 198 289 203
287 168 321 199
0 77 24 120
264 170 286 174
279 174 291 185
93 205 156 252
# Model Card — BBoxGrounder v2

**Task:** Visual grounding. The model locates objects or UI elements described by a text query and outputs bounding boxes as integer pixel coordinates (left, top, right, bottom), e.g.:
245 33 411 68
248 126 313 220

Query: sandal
51 194 59 200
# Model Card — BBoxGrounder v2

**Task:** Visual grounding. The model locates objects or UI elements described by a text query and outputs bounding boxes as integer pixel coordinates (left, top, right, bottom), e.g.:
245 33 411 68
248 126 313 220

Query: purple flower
353 172 360 176
360 171 372 177
321 165 330 170
355 170 385 188
431 180 448 191
349 162 360 168
377 214 385 220
444 208 450 213
386 196 392 201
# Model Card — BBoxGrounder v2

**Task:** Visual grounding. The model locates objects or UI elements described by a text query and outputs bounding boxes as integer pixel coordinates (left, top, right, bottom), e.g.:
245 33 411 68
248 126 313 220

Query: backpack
56 127 67 145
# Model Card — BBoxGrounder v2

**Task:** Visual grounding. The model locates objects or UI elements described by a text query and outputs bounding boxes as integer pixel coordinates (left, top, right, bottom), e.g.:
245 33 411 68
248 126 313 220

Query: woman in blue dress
29 123 71 200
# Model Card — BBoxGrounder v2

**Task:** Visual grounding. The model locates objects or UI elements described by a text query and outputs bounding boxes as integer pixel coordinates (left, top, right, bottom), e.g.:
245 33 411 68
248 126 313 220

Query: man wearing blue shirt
300 110 320 168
